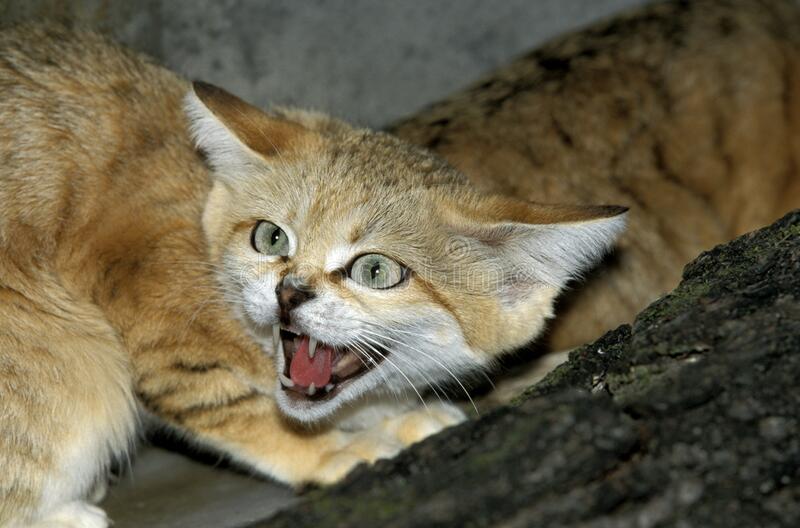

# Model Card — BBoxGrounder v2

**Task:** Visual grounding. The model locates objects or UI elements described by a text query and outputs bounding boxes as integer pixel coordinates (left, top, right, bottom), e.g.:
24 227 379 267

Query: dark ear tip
192 80 221 100
606 205 629 216
580 204 629 218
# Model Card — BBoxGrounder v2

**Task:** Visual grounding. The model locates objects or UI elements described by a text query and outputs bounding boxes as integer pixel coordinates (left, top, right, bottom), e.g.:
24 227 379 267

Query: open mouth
272 325 385 402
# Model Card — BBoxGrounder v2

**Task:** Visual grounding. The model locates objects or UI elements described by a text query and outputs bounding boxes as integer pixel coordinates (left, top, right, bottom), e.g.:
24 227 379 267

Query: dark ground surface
255 210 800 527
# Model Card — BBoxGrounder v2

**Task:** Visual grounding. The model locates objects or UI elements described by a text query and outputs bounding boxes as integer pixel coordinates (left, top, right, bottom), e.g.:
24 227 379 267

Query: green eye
350 254 405 289
251 221 290 256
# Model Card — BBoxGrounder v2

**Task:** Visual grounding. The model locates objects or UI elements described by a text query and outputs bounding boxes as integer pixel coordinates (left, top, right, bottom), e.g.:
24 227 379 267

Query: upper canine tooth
272 324 280 353
307 383 316 396
279 373 294 388
308 337 318 359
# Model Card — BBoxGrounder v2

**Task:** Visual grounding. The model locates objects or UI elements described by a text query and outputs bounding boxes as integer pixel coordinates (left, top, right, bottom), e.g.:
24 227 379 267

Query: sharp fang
277 335 285 358
272 324 280 353
325 383 334 393
308 337 318 359
307 383 316 396
279 373 294 388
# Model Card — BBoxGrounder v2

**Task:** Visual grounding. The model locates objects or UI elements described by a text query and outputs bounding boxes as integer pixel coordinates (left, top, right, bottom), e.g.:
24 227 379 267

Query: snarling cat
0 26 624 527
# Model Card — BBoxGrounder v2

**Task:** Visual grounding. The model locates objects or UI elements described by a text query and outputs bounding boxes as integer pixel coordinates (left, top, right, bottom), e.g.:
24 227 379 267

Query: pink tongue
289 336 333 388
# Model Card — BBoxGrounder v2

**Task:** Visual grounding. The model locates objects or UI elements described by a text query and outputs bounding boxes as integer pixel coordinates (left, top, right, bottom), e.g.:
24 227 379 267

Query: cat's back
0 25 206 269
0 24 187 169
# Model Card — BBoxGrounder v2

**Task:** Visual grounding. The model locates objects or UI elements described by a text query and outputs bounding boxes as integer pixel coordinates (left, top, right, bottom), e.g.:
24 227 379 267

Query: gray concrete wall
1 0 649 126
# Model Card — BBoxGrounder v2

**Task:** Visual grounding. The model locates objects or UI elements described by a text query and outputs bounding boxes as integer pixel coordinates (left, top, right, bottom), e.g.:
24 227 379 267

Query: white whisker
357 332 448 407
356 323 480 416
348 342 403 404
355 338 429 412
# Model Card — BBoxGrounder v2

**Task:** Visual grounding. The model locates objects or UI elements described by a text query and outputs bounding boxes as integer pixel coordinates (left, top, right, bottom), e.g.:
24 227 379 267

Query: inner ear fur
192 81 313 158
438 191 628 289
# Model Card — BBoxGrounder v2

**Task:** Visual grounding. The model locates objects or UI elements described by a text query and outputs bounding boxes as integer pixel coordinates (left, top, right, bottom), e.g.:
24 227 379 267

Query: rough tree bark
393 0 800 350
254 208 800 527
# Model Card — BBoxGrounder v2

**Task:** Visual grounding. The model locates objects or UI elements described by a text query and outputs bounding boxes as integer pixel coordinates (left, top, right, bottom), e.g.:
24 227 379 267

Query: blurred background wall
0 0 648 126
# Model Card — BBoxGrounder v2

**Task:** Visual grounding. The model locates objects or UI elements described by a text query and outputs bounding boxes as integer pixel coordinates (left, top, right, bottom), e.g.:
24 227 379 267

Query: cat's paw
311 402 466 484
30 501 109 528
312 430 404 484
383 401 467 446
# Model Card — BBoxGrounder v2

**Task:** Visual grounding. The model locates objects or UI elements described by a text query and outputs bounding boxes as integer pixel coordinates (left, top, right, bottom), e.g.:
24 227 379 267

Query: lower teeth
279 375 336 395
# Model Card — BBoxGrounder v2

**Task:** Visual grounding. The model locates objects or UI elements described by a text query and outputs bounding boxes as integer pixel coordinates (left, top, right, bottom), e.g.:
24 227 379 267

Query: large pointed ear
440 193 628 297
184 81 314 175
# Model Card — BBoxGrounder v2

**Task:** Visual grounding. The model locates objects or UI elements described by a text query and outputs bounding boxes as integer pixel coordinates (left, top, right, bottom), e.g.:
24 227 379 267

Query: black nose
276 274 315 325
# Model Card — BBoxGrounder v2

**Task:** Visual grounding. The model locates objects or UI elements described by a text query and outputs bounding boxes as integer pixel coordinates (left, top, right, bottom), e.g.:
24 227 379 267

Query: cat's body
0 27 248 525
0 26 626 527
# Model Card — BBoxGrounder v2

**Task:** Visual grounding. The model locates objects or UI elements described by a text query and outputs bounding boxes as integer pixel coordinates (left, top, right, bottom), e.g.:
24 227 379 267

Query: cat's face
186 82 626 423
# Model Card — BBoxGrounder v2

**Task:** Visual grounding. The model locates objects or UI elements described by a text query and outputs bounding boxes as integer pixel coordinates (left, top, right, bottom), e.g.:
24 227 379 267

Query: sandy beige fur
3 0 797 525
393 0 800 350
0 24 627 526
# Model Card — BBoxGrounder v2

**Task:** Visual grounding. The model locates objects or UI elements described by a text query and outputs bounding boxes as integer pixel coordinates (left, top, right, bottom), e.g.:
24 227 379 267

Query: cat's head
185 82 627 423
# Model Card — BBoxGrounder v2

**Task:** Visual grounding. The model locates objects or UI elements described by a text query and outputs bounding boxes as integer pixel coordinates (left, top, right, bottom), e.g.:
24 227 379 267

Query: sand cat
0 26 625 526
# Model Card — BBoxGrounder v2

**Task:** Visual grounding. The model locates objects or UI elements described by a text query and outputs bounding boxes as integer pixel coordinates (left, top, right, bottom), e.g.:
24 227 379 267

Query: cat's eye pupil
370 263 382 279
271 229 281 245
